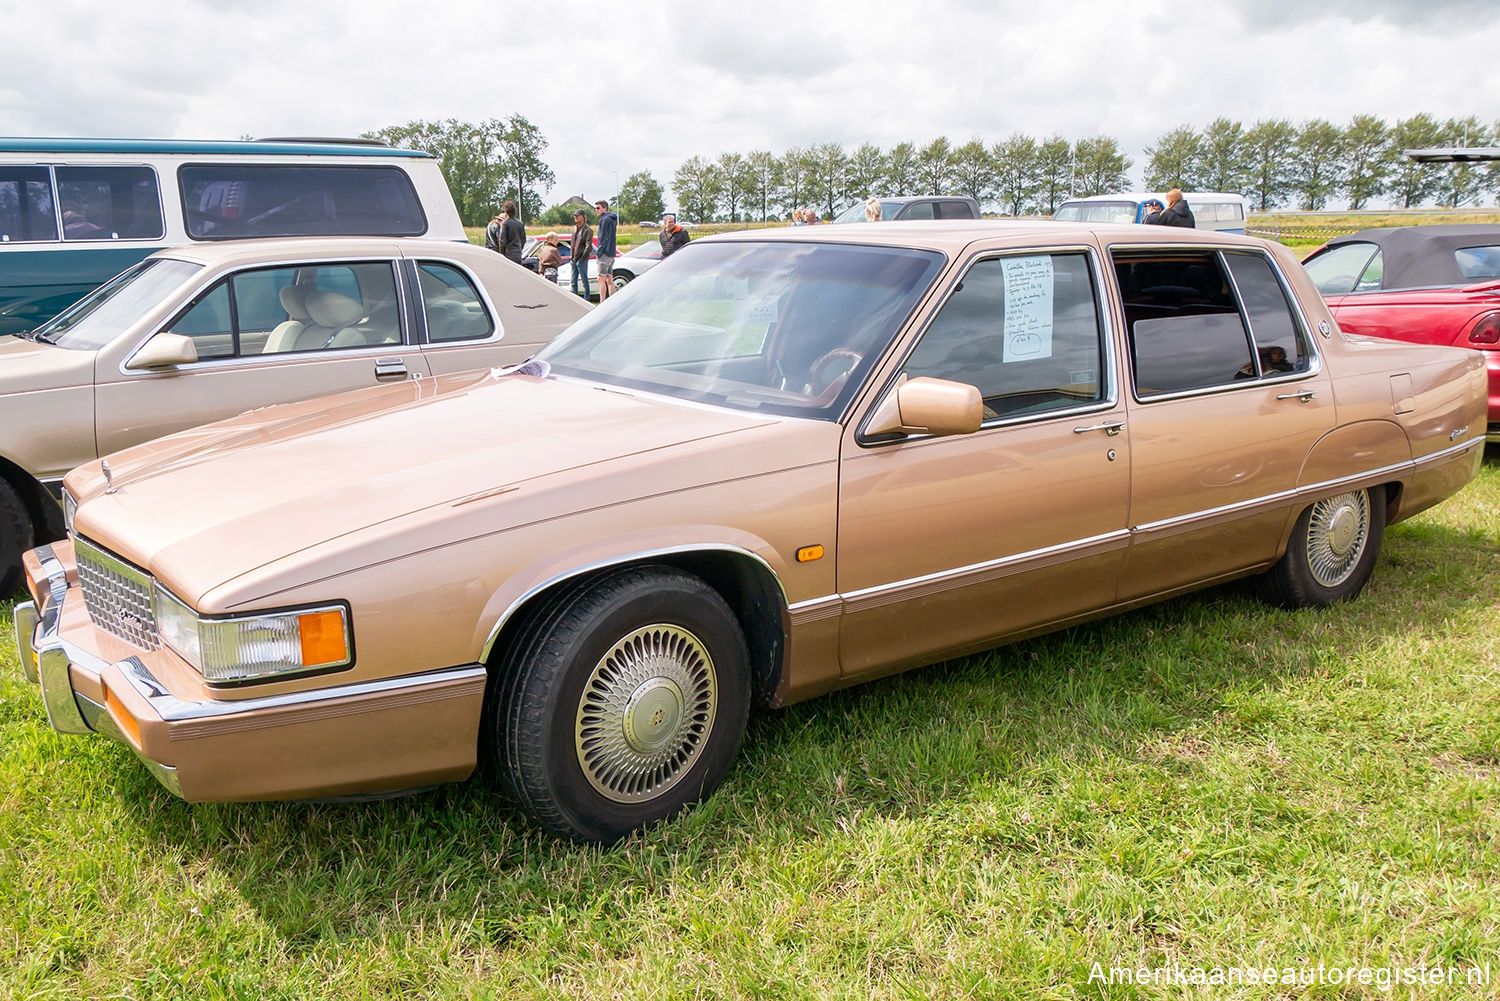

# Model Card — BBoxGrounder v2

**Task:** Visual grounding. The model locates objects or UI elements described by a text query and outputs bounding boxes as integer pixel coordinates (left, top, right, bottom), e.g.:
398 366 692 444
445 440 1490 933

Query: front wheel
1256 488 1385 608
485 566 750 843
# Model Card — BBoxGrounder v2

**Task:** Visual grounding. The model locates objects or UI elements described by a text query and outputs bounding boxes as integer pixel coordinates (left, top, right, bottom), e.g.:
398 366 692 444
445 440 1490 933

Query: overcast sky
5 0 1499 211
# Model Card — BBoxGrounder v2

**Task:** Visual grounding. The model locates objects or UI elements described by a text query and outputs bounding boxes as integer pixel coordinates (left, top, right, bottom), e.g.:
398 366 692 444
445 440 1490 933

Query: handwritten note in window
1001 255 1054 361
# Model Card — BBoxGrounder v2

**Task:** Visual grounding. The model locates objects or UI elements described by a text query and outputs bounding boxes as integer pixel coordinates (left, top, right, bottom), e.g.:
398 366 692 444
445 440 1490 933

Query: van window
55 166 164 241
0 166 58 242
178 165 427 239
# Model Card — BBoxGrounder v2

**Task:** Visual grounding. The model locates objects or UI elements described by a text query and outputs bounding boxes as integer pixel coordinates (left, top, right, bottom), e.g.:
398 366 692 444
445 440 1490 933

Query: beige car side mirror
865 375 983 437
125 333 199 371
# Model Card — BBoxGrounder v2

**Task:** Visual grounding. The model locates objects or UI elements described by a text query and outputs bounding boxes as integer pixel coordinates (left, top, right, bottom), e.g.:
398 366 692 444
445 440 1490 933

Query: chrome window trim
855 243 1120 447
479 543 788 663
117 255 418 376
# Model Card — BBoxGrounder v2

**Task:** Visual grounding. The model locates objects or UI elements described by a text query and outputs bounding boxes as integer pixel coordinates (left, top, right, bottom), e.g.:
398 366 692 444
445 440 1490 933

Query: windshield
536 240 944 420
832 200 900 223
32 257 203 350
1053 200 1140 224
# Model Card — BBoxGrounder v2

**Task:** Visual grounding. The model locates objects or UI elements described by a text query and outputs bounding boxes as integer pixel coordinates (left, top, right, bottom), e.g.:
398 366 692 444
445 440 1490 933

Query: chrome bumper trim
14 600 39 684
39 644 92 735
74 694 183 796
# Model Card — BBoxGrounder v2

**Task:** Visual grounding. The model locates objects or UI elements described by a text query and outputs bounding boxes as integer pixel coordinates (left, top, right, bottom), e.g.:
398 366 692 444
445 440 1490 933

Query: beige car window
1115 251 1257 396
901 252 1106 420
168 261 403 358
417 262 495 343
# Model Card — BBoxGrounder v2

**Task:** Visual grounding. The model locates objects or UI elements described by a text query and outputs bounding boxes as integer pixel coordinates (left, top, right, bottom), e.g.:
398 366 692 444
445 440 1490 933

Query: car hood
0 334 95 392
67 369 791 605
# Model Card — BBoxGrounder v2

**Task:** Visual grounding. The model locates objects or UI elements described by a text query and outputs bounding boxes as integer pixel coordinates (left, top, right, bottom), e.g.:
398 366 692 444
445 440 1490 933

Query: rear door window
416 262 495 343
936 200 976 219
1116 250 1312 396
55 165 164 241
178 165 427 239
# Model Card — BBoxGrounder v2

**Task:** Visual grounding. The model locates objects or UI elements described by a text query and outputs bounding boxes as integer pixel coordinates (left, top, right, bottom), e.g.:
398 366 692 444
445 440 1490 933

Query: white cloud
5 0 1499 207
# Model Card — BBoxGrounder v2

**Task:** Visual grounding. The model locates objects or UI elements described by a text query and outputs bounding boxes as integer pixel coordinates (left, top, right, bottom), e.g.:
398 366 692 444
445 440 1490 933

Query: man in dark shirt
499 201 526 264
659 213 690 257
571 209 594 299
594 200 618 300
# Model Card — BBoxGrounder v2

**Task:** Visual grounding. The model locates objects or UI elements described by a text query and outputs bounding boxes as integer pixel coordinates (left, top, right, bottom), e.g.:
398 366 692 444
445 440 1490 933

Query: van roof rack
253 136 391 147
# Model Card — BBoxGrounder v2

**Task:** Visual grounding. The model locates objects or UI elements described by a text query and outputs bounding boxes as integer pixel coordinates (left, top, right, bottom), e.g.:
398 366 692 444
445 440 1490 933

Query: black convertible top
1322 225 1500 289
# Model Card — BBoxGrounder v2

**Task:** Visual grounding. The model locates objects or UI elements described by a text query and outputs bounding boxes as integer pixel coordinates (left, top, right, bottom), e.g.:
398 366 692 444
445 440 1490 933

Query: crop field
2 450 1497 998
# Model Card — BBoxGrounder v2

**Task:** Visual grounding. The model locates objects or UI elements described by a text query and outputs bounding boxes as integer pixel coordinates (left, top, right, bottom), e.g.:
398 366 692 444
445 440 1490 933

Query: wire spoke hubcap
576 624 718 803
1306 490 1370 588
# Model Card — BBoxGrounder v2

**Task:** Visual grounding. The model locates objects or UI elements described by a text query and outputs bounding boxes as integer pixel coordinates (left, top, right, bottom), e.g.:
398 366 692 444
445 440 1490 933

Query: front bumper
15 542 488 802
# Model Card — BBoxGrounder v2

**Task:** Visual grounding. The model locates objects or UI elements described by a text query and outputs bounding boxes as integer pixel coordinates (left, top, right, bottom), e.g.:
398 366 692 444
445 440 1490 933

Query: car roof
1324 225 1500 288
148 236 480 268
700 219 1267 254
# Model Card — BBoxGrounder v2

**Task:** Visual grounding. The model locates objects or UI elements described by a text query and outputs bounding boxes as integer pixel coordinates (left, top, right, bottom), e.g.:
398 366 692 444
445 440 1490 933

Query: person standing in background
659 213 690 256
499 201 526 264
483 211 503 252
1158 189 1196 228
594 200 618 301
571 208 594 299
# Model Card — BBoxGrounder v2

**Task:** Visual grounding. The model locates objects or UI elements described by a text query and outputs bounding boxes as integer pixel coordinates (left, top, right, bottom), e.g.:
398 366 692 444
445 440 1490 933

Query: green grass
3 452 1498 999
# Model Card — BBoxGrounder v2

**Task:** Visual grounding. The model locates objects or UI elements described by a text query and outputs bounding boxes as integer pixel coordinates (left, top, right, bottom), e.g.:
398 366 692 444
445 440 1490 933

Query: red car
1304 225 1500 442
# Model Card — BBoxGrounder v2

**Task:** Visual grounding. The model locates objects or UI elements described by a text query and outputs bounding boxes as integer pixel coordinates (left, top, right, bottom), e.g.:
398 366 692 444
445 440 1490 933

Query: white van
0 137 466 334
1052 192 1248 233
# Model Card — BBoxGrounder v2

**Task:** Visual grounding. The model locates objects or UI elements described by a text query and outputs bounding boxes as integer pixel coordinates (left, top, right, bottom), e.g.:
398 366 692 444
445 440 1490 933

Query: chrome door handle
1276 390 1317 403
374 357 409 380
1073 421 1125 436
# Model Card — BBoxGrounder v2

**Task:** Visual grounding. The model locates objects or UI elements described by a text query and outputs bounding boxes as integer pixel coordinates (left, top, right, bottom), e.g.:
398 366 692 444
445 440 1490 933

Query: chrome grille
74 536 160 650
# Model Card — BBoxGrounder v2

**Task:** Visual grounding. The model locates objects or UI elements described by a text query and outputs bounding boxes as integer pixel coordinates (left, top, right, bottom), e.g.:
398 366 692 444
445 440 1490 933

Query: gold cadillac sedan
15 222 1489 843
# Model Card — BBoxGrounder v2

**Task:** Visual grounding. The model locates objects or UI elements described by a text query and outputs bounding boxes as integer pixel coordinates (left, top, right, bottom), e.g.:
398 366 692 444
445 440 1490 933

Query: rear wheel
0 479 32 597
1256 488 1385 607
485 566 750 843
611 272 632 291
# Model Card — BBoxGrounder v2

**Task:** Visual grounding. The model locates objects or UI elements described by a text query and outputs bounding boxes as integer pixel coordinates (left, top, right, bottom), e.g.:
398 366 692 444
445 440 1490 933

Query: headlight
62 490 77 535
154 584 352 683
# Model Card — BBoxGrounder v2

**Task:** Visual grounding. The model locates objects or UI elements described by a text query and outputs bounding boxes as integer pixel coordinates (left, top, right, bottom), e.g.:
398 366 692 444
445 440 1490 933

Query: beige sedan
0 237 588 592
15 222 1488 843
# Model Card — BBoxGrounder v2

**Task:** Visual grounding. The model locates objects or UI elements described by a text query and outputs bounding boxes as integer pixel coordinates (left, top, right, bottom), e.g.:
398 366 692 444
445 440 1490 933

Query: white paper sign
1001 256 1054 361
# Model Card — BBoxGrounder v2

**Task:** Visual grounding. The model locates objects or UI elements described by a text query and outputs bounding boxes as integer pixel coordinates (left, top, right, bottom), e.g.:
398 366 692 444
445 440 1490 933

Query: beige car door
836 249 1132 681
94 259 430 457
1111 247 1336 600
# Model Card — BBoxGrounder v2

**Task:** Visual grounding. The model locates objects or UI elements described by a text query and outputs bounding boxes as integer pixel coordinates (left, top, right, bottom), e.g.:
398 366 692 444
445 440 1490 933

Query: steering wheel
806 348 863 394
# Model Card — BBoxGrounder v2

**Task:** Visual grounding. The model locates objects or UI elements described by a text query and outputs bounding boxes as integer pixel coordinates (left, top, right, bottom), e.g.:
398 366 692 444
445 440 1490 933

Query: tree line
671 114 1500 222
366 113 1500 226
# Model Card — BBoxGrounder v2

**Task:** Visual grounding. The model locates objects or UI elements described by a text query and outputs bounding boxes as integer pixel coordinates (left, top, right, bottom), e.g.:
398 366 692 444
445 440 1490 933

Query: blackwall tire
1256 488 1385 608
484 565 750 843
0 479 32 597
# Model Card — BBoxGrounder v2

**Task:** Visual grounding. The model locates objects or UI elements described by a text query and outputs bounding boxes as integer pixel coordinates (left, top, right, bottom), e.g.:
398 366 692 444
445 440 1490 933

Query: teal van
0 137 466 335
1052 192 1248 233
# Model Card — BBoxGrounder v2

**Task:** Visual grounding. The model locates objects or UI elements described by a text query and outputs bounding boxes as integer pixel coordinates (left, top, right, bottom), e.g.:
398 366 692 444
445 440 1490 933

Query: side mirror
125 332 198 371
864 375 983 438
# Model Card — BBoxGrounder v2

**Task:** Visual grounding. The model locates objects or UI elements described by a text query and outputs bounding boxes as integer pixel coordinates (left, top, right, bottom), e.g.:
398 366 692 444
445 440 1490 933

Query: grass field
3 449 1497 998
